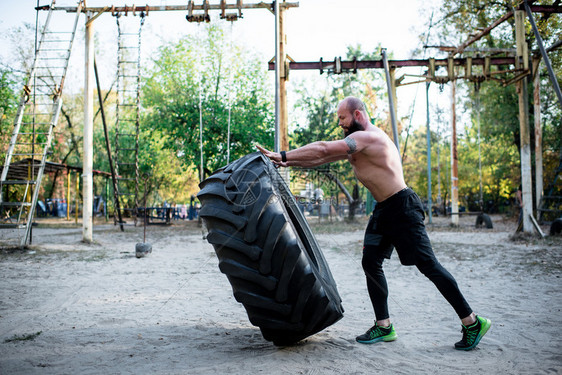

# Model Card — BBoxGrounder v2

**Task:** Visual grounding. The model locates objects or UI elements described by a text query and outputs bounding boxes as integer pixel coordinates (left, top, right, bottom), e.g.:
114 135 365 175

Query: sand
0 214 561 374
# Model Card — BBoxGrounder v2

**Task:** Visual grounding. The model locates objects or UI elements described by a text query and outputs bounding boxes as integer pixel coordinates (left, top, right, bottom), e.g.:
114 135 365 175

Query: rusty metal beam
268 57 516 72
36 2 299 14
526 4 562 13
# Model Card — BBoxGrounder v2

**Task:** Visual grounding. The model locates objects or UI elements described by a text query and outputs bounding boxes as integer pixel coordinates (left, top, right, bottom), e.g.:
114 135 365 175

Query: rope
226 22 234 164
115 13 121 139
401 12 434 164
475 83 483 210
133 12 146 225
199 75 204 182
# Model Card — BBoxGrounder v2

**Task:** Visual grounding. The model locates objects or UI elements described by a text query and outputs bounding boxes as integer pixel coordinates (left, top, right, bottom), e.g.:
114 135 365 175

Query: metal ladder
113 13 144 226
0 0 83 247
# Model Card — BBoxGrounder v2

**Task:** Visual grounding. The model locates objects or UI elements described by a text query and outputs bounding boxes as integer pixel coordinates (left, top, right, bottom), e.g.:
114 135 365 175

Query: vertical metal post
533 57 543 211
274 0 281 153
83 12 94 242
227 25 232 165
450 79 459 226
382 49 399 151
437 143 441 205
515 9 533 233
426 81 432 224
476 88 483 209
199 79 204 182
524 0 562 108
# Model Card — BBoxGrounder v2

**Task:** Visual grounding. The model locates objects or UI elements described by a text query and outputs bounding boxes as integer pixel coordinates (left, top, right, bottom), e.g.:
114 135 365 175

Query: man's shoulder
348 127 382 142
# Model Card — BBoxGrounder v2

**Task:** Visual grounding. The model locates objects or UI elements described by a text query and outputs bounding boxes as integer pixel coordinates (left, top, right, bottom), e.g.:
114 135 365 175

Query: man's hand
256 145 287 168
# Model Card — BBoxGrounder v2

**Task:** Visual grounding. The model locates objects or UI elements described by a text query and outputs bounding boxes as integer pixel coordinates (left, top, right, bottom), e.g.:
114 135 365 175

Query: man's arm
257 134 364 167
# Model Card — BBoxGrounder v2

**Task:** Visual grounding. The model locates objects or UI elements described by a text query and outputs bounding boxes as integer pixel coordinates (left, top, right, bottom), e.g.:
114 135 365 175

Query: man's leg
389 192 491 350
414 244 491 350
362 253 390 322
416 255 472 320
356 249 397 344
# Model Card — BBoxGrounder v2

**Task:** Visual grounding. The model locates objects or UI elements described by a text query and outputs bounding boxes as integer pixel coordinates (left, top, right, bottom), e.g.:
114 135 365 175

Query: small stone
135 242 152 258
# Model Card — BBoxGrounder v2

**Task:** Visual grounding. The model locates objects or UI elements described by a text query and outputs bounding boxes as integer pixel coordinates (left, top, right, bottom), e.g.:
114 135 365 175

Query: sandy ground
0 214 561 374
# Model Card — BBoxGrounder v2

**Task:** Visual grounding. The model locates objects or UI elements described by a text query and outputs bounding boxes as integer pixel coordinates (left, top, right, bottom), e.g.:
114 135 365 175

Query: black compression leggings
362 252 473 321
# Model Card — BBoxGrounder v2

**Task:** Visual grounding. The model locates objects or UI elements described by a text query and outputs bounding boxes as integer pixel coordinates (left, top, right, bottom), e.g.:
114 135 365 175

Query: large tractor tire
197 152 344 345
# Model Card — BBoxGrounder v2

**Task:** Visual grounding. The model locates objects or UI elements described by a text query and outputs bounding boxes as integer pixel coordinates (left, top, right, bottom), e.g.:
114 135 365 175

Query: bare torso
347 125 407 202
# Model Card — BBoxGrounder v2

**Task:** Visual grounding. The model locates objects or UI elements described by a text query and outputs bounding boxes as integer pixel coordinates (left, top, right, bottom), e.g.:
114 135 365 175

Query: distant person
258 96 490 350
180 203 187 220
188 195 197 220
515 185 523 231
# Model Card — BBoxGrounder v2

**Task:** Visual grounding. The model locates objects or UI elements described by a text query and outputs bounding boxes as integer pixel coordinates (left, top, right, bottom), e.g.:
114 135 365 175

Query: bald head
337 96 371 136
339 96 367 116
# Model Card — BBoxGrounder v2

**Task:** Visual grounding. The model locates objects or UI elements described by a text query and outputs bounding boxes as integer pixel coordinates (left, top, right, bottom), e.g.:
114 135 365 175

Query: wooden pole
451 79 459 226
279 2 288 152
274 0 281 153
278 2 291 183
75 171 79 224
515 10 533 233
83 12 94 241
533 57 543 212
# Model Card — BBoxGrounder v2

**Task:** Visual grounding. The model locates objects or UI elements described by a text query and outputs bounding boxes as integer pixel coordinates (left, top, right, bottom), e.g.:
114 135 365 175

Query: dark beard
344 119 363 137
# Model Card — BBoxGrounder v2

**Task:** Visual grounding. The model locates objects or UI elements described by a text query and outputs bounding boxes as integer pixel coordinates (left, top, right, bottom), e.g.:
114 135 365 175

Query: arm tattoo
345 137 357 154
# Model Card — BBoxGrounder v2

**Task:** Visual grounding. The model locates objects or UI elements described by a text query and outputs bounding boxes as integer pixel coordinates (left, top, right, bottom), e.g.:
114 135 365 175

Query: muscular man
257 96 490 351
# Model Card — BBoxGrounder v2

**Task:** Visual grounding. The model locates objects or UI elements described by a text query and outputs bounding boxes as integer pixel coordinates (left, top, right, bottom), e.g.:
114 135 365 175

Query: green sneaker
454 315 491 351
356 322 397 344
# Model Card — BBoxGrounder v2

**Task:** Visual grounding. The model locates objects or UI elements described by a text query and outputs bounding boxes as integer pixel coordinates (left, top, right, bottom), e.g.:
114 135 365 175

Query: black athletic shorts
363 187 434 266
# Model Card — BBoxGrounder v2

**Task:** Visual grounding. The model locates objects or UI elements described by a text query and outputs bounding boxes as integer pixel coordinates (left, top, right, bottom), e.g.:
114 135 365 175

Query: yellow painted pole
75 172 79 224
66 169 71 220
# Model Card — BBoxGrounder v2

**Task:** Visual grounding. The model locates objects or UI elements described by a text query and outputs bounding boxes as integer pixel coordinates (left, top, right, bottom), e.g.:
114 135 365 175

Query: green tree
142 24 274 184
0 68 19 159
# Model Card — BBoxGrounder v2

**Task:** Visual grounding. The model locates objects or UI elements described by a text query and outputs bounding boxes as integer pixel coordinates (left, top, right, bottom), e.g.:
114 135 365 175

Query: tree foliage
142 24 274 183
0 68 19 157
430 0 562 206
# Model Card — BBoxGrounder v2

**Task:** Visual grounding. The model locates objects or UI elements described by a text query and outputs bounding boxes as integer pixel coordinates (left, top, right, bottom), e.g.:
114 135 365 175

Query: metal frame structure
26 1 298 243
266 1 561 233
17 1 558 239
0 0 84 247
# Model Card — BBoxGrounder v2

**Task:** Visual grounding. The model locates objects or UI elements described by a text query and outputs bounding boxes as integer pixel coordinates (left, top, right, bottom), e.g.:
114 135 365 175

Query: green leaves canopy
142 24 274 181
